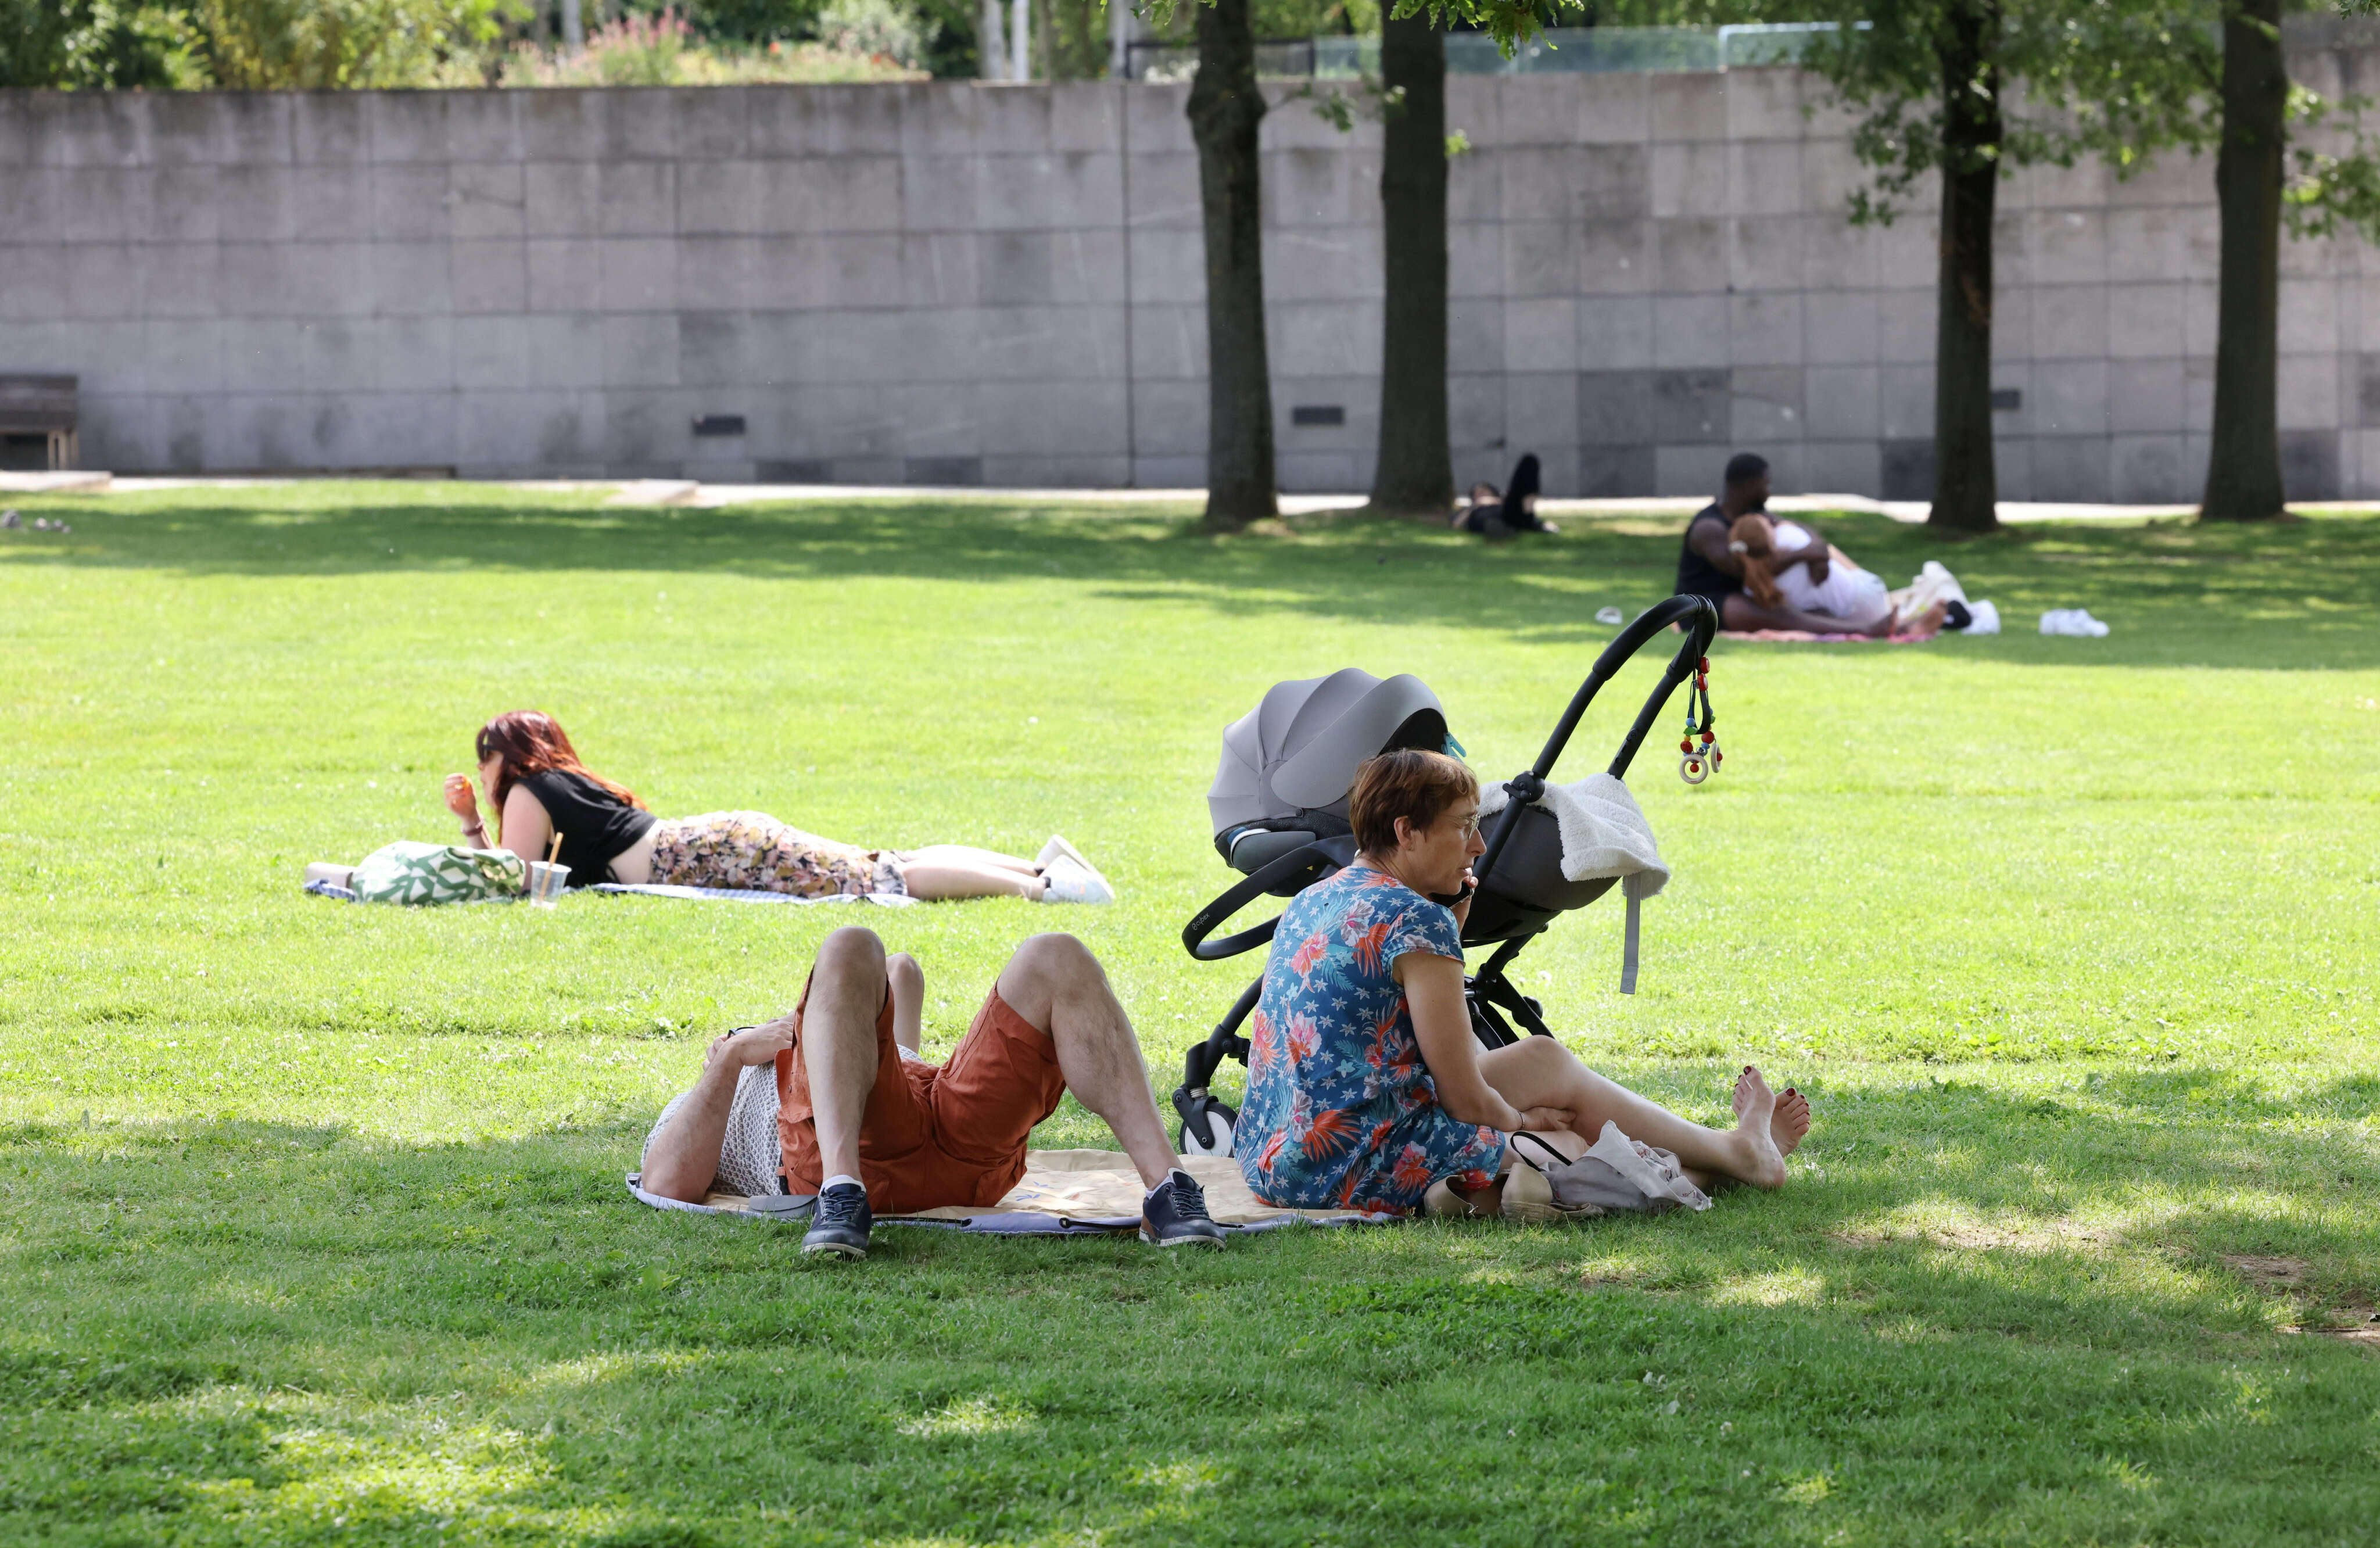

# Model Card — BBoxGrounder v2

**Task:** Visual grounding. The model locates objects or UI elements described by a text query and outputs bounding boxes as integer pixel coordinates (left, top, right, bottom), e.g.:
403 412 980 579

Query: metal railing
1121 23 1843 82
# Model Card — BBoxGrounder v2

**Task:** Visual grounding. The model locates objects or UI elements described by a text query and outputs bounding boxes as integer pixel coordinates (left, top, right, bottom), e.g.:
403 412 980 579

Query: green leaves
189 0 529 88
0 0 203 86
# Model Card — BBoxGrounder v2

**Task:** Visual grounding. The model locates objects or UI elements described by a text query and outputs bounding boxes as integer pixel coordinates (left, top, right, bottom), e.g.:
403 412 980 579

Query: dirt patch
1830 1222 2106 1253
2284 1306 2380 1346
2223 1254 2311 1288
2226 1257 2380 1348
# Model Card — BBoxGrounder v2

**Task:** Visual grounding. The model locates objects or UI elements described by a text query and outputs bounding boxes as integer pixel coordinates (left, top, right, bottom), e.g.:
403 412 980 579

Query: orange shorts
773 977 1067 1214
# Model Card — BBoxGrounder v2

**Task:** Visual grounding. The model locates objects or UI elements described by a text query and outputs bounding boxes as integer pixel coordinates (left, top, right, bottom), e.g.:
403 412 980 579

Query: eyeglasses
1449 813 1481 840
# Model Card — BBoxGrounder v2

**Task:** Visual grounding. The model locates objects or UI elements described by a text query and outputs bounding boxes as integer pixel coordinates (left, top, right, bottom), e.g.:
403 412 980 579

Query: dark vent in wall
1291 404 1346 426
691 414 747 437
1989 389 2021 411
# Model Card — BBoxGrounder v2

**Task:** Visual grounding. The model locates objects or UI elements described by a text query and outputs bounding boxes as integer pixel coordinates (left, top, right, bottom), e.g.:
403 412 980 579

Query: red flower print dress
1235 865 1504 1213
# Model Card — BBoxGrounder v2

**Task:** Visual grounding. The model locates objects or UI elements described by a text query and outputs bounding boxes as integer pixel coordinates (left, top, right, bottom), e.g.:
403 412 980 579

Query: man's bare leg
887 951 924 1054
1475 1039 1794 1190
990 933 1179 1189
803 926 892 1182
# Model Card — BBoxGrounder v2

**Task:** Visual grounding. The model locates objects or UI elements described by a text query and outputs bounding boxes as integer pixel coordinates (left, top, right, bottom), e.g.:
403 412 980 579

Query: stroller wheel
1174 1090 1238 1158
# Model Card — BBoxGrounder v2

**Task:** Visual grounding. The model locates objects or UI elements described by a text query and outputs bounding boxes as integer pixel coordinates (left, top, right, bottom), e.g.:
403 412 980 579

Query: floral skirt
649 812 908 898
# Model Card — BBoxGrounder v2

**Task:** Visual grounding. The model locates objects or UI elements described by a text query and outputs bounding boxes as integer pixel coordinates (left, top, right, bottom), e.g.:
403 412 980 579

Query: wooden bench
0 375 78 470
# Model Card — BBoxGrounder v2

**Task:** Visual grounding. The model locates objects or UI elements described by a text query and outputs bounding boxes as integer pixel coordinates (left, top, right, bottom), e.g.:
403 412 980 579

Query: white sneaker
1039 857 1115 905
1036 834 1093 873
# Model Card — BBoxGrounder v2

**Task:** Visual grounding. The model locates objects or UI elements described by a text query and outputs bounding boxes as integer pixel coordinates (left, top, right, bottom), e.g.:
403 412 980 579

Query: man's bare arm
640 1020 795 1202
1688 518 1747 578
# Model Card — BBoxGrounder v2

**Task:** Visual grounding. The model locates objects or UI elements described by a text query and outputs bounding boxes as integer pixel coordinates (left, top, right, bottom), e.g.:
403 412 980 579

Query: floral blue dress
1236 865 1505 1213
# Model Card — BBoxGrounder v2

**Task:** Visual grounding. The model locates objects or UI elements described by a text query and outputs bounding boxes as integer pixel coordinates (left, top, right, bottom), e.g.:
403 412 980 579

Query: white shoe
1039 857 1114 905
1500 1138 1605 1224
1423 1176 1496 1219
1036 834 1093 873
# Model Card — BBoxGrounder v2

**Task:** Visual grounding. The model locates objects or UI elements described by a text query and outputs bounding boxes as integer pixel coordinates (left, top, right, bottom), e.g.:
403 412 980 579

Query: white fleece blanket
1478 773 1668 993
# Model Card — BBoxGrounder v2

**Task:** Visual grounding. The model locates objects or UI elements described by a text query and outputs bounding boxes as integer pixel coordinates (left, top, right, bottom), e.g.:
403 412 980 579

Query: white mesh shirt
643 1063 783 1199
640 1047 927 1199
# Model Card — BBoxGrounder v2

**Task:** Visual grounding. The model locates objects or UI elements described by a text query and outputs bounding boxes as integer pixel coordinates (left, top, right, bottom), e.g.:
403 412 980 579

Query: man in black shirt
1675 453 1891 635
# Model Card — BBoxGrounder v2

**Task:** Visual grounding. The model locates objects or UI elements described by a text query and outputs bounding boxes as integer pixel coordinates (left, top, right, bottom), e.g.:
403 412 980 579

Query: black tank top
516 770 657 887
1675 504 1743 605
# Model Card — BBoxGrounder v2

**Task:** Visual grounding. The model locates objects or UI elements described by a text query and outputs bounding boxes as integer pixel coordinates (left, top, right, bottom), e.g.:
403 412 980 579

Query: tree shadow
3 1086 2377 1542
10 488 2379 668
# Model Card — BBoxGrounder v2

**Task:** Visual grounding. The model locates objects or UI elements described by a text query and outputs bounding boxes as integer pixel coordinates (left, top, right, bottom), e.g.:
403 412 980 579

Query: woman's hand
1516 1104 1578 1134
443 773 481 822
1449 867 1477 931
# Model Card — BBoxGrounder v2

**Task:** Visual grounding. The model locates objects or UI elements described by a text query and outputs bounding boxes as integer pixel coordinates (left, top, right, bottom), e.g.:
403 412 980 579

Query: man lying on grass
640 927 1224 1257
1235 750 1812 1219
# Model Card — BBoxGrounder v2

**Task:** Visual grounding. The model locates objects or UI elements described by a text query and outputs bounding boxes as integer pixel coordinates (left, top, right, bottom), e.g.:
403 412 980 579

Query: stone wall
1 62 2374 499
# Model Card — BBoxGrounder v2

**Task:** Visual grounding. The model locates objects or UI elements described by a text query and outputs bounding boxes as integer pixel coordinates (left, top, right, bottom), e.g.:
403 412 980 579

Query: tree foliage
189 0 524 86
1793 0 2213 227
0 0 203 86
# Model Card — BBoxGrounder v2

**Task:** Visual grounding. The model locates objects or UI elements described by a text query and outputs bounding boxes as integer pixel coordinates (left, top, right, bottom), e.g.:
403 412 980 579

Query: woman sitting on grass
442 709 1113 903
1234 748 1809 1217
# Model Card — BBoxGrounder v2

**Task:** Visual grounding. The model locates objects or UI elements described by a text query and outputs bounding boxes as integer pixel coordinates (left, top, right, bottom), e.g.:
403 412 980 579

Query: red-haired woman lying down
440 709 1112 903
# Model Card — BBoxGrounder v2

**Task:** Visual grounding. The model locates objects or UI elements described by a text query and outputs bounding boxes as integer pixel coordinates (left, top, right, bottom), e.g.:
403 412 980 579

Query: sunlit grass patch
1 486 2377 1543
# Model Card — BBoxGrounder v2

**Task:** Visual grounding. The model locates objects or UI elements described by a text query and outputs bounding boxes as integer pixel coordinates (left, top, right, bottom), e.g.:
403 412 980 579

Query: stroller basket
1170 594 1723 1156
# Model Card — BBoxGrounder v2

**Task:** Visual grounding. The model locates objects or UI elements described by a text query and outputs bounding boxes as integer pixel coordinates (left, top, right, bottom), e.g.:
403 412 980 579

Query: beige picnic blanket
680 1149 1377 1225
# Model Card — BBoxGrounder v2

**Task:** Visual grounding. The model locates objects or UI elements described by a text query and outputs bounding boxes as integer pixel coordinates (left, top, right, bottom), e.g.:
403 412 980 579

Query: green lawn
2 485 2376 1547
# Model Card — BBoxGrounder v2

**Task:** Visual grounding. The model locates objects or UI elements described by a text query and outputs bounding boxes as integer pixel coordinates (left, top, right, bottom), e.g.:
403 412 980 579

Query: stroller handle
1474 594 1719 885
1180 835 1357 962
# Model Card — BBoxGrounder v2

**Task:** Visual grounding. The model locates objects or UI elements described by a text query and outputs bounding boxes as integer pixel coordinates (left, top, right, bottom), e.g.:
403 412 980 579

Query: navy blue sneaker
802 1181 872 1259
1141 1169 1225 1248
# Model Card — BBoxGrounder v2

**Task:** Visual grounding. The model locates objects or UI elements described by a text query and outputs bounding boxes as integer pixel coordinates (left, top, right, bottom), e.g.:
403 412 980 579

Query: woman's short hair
1349 749 1479 855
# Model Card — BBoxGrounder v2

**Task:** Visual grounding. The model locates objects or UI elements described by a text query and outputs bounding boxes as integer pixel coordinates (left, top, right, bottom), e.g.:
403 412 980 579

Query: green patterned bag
351 842 527 906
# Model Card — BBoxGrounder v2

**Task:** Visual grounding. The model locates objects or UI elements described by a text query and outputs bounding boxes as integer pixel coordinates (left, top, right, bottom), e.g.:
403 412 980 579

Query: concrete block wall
0 62 2373 499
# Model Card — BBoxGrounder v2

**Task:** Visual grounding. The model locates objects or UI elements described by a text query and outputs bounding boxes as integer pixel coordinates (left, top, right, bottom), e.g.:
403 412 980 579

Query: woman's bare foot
1770 1085 1811 1159
1728 1066 1790 1189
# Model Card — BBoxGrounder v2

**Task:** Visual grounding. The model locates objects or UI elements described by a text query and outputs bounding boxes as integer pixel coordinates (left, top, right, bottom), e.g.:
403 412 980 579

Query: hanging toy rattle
1678 654 1722 785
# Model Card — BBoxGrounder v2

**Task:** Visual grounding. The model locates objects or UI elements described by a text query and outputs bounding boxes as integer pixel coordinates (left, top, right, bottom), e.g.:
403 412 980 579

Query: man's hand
443 773 481 821
708 1017 795 1070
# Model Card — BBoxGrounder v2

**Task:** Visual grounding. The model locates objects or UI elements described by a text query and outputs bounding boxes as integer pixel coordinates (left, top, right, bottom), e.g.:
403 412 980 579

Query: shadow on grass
3 1073 2377 1542
9 488 2380 668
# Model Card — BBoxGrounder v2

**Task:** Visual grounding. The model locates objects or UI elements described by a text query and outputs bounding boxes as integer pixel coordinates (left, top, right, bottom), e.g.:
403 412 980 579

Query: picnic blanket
1721 628 1935 643
625 1149 1393 1235
593 884 915 907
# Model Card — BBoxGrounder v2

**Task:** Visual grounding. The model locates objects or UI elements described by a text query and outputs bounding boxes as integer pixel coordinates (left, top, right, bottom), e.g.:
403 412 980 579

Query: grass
1 483 2377 1546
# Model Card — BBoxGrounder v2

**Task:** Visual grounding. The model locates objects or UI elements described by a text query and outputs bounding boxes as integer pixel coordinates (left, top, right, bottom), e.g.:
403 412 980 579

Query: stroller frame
1170 594 1723 1155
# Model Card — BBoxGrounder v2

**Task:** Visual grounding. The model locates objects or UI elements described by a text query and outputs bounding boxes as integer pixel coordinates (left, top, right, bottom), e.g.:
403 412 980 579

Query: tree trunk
2202 0 2288 521
977 0 1004 78
1927 0 2001 533
1367 11 1453 517
1187 0 1277 531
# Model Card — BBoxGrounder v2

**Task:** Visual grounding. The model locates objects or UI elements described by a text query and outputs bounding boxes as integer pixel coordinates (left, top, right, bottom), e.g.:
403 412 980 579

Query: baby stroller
1171 594 1724 1156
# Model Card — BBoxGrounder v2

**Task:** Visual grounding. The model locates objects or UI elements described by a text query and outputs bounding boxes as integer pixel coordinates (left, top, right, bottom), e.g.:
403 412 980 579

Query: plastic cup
526 861 569 906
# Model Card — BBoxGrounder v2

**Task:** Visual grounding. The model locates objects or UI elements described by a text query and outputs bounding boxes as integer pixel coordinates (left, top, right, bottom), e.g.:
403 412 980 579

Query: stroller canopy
1207 668 1448 837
